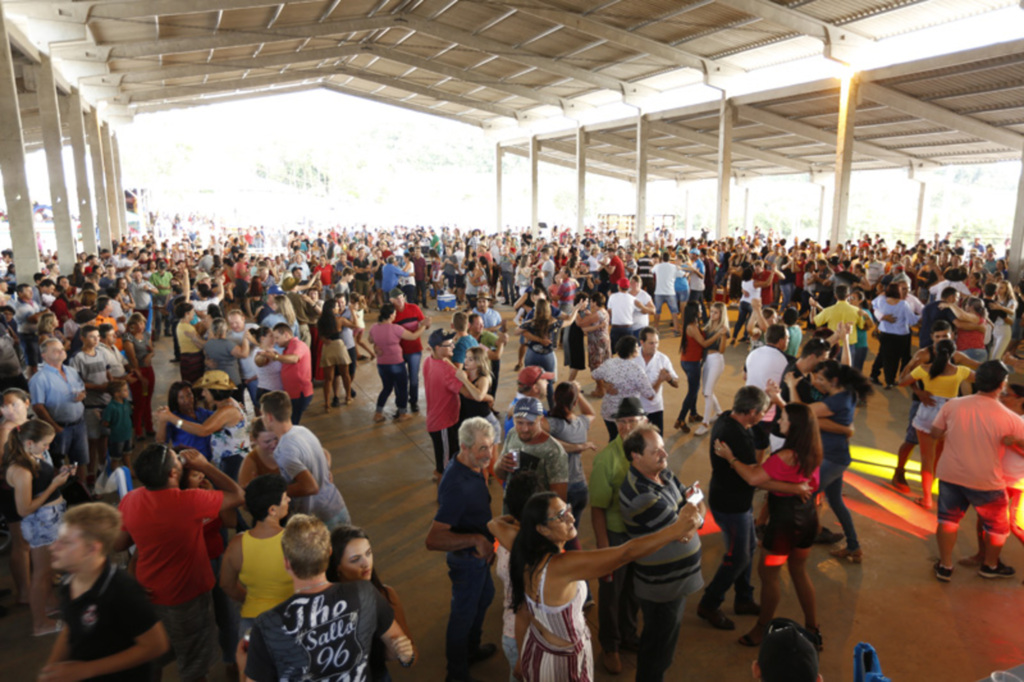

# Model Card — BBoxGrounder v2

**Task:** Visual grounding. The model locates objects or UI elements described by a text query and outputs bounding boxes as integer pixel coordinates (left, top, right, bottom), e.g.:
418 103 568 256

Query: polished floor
2 305 1024 682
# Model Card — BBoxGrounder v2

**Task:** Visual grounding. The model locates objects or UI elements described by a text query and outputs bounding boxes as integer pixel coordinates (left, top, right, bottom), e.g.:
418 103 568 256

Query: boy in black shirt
42 503 168 682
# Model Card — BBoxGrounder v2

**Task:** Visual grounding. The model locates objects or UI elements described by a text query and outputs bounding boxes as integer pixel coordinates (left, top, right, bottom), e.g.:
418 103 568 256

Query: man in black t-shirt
43 503 169 682
696 386 769 632
242 514 413 682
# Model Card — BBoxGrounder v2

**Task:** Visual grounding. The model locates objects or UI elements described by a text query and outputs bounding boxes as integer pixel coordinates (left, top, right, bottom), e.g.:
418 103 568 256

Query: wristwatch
176 418 184 429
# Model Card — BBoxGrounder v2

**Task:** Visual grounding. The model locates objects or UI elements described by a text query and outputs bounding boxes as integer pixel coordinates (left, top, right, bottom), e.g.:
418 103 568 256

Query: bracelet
728 458 737 468
176 418 184 429
399 653 415 668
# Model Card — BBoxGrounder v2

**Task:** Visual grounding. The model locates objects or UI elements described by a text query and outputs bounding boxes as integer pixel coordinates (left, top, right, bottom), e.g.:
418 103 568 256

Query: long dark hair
327 526 393 605
929 339 956 380
779 403 822 478
680 301 700 350
317 298 340 336
814 360 874 402
510 492 559 613
549 382 578 421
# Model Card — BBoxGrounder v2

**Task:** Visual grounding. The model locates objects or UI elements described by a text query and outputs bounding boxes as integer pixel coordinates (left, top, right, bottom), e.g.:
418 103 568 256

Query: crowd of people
0 222 1020 682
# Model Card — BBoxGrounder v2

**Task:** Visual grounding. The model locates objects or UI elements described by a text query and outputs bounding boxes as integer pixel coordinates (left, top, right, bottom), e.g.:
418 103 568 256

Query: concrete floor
2 305 1024 682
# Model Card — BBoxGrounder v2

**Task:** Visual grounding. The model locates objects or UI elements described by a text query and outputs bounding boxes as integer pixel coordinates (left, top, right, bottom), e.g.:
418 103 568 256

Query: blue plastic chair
854 642 891 682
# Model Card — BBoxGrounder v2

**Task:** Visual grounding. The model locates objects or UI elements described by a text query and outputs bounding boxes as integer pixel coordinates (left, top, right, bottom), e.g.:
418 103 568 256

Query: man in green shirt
588 397 648 674
149 260 174 340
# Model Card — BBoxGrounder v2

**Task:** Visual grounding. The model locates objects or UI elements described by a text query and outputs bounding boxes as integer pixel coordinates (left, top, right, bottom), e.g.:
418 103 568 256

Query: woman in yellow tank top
220 475 295 634
898 339 975 510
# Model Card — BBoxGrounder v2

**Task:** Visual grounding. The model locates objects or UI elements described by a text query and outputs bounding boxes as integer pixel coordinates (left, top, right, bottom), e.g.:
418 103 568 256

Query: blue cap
513 397 544 421
267 284 285 295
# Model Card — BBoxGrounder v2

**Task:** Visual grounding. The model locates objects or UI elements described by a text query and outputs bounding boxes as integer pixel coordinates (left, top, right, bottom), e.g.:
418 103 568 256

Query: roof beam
713 0 872 64
503 144 634 183
647 119 812 173
321 82 483 128
130 82 322 115
50 15 395 61
588 131 721 174
736 104 940 171
398 15 656 101
859 82 1024 152
117 71 327 104
4 0 300 23
539 138 676 180
497 0 742 88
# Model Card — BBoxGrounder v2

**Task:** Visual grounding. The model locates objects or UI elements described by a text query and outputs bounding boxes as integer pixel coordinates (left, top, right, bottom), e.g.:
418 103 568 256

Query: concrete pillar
35 55 76 272
495 144 503 233
635 115 648 242
529 136 539 236
0 2 39 283
715 98 733 238
679 183 690 236
111 132 128 239
830 73 859 247
67 91 97 256
101 122 121 246
910 167 928 243
576 126 586 236
85 109 112 252
742 185 752 234
1007 156 1024 281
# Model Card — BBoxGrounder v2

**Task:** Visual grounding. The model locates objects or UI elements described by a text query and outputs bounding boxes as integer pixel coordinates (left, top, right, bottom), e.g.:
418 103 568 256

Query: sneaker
978 561 1016 579
934 562 953 582
814 528 845 545
694 424 709 436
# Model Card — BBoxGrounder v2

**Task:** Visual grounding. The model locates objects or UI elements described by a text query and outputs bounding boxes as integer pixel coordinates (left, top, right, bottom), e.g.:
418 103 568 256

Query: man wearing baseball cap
423 328 461 480
390 287 427 414
503 366 553 434
753 618 821 681
495 397 568 502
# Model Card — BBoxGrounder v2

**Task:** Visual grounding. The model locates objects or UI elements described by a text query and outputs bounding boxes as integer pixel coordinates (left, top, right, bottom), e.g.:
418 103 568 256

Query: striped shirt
620 466 703 603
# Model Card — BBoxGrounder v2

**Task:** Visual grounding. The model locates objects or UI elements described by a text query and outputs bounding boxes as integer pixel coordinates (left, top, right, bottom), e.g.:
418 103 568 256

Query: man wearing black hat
588 397 647 673
753 618 822 682
390 287 427 413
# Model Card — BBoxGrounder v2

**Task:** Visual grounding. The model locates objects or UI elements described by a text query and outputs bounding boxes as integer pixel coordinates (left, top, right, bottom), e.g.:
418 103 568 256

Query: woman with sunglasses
489 490 701 681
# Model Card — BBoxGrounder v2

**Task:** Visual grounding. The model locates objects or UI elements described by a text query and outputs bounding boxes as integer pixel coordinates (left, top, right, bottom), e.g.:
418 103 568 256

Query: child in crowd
351 293 375 360
101 379 134 463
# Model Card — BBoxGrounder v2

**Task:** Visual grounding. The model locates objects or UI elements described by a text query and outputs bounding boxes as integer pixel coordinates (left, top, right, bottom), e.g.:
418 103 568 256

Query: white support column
495 144 503 233
101 122 121 245
715 98 734 239
67 91 97 256
111 133 128 238
742 185 752 234
35 55 76 271
1007 155 1024 282
0 2 39 283
529 136 539 236
635 115 648 242
678 181 690 237
830 73 859 248
909 166 928 243
85 109 112 252
576 126 586 236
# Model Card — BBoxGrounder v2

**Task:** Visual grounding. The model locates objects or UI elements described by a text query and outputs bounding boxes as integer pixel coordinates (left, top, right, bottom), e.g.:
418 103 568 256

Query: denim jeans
501 634 519 682
698 508 756 611
609 326 631 356
376 363 409 413
780 282 796 311
677 360 702 423
653 294 678 317
819 458 859 550
445 553 496 680
637 595 687 682
52 419 89 469
852 345 868 373
403 352 422 408
501 272 515 304
732 301 752 340
290 394 312 425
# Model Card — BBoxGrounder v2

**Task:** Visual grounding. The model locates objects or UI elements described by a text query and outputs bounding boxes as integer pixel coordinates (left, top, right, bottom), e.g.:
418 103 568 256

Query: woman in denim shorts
1 419 67 635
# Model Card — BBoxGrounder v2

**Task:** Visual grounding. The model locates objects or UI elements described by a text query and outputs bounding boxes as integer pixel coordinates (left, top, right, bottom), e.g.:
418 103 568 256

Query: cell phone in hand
685 481 704 507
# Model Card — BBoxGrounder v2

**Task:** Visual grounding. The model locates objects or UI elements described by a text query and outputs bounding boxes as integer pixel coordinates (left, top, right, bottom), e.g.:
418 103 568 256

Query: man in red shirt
118 445 244 682
269 323 314 424
390 288 427 413
604 247 626 284
753 260 780 306
423 329 462 480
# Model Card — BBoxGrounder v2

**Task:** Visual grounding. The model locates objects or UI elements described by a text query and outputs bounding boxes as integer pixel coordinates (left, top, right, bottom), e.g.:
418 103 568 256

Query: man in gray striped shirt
620 424 704 682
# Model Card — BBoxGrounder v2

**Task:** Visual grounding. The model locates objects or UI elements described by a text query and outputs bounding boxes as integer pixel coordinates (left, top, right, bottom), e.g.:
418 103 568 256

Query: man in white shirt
743 324 791 456
628 276 655 336
651 253 681 335
607 278 639 355
633 327 678 435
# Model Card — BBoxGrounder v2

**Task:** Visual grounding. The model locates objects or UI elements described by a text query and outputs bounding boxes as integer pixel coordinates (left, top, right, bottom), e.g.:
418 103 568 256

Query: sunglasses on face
546 506 572 524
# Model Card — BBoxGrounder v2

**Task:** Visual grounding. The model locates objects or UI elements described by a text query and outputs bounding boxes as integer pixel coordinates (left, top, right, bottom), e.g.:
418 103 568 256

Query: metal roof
5 0 1024 179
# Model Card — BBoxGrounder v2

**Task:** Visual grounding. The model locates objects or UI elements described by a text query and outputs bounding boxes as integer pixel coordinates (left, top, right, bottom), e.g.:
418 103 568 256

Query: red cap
617 277 630 289
517 365 554 388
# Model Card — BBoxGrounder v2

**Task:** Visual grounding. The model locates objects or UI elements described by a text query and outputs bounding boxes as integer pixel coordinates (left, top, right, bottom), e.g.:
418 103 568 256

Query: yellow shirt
814 300 862 345
238 531 294 618
911 364 971 399
176 322 201 354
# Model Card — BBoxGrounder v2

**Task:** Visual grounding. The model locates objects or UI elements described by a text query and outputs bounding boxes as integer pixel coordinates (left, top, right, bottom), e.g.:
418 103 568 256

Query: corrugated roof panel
255 40 314 56
159 51 217 66
719 37 821 68
832 0 1014 39
208 45 267 61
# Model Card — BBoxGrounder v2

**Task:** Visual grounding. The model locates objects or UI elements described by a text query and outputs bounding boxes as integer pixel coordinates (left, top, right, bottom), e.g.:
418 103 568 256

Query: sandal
806 625 823 652
738 623 766 648
373 412 386 423
915 497 933 511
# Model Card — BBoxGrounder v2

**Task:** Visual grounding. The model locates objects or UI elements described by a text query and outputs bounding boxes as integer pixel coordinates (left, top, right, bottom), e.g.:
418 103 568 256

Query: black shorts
763 494 818 555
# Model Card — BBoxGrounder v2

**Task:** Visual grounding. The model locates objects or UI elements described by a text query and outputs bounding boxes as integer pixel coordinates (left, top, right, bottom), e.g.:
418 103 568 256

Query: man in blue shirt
473 294 502 332
29 338 88 483
425 417 498 682
382 256 406 294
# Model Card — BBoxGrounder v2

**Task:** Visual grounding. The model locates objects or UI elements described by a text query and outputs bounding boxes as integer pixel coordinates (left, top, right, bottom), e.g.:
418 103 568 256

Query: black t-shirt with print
246 581 394 682
59 562 160 682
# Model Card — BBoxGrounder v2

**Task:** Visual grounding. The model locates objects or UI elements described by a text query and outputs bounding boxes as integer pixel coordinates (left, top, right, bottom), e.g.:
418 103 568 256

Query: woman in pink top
714 403 822 650
368 303 427 423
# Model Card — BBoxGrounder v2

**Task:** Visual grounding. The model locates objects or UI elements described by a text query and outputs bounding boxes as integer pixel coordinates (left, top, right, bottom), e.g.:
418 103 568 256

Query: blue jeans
780 282 796 310
445 553 496 680
732 301 752 340
676 290 690 306
654 294 678 317
502 634 518 682
699 509 756 611
637 595 687 682
677 360 702 422
403 352 422 408
290 394 312 425
819 458 859 550
376 363 409 413
852 345 868 373
609 326 631 356
52 419 89 469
